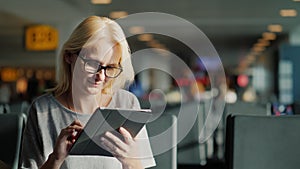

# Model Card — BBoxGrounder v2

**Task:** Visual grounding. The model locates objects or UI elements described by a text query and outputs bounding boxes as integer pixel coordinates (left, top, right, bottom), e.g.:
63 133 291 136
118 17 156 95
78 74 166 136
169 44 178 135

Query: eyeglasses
78 55 123 78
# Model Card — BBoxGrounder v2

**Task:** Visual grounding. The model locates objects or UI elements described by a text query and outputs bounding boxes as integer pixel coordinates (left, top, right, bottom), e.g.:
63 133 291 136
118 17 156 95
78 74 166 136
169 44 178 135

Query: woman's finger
70 119 83 127
119 127 133 144
66 125 83 132
60 124 82 141
102 131 127 152
100 136 120 155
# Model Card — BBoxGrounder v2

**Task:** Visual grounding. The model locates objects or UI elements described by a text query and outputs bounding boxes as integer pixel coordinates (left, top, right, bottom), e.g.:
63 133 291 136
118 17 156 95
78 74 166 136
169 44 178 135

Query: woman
20 16 155 169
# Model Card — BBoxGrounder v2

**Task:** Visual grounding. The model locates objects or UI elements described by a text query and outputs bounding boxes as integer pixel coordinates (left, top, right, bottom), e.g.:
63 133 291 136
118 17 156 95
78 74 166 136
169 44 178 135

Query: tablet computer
69 108 152 156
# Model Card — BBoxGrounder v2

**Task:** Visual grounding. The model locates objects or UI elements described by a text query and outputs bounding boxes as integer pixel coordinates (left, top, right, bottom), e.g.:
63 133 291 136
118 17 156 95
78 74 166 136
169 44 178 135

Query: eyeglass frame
77 55 123 78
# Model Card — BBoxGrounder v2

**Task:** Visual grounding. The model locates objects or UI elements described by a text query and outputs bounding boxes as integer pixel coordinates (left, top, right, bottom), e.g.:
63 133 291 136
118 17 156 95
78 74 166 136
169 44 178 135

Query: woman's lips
88 80 103 86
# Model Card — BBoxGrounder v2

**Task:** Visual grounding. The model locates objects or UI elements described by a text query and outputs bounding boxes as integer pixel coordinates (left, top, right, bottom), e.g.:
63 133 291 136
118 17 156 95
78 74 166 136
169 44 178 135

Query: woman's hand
42 120 83 169
100 127 144 169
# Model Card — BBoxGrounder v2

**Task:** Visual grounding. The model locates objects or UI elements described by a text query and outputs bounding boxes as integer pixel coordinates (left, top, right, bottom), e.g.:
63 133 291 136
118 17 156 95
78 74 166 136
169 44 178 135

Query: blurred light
91 0 111 4
26 69 33 78
268 24 283 33
16 77 28 94
36 70 43 80
242 87 257 102
17 68 25 77
225 90 237 104
148 41 165 48
262 32 276 40
246 54 256 62
138 34 153 41
250 51 260 56
252 46 265 52
1 68 18 82
254 39 270 47
44 71 53 80
238 60 249 71
252 66 267 92
129 26 145 34
280 9 297 17
258 38 269 43
109 11 128 19
237 74 249 87
166 90 181 104
211 88 219 97
293 0 300 2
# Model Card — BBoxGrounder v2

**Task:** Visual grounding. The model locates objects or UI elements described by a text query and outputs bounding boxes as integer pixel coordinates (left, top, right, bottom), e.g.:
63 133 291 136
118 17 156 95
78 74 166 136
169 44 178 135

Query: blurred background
1 0 300 169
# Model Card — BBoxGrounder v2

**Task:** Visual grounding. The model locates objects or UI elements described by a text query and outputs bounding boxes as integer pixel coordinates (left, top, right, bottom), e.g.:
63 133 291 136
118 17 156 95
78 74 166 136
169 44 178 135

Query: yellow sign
1 68 18 82
25 25 59 51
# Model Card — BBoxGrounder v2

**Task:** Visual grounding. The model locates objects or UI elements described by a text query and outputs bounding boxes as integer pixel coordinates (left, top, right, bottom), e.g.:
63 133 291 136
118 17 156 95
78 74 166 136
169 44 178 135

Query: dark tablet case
69 108 152 156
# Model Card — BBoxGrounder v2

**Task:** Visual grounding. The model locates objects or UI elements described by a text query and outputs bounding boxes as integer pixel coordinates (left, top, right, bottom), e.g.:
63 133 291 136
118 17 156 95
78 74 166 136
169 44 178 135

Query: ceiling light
147 40 161 47
138 34 153 41
262 32 276 40
255 39 270 47
129 26 145 35
109 11 128 19
252 46 265 53
246 54 256 62
91 0 111 4
268 24 283 33
280 9 297 17
254 42 270 47
258 38 269 43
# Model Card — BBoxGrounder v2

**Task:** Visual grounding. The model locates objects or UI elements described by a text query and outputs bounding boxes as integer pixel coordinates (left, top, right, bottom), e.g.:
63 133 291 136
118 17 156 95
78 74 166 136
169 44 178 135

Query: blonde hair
51 16 134 96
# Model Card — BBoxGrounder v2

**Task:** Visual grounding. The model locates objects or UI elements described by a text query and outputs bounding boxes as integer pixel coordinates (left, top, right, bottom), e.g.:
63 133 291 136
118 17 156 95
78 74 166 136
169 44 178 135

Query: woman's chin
87 85 102 95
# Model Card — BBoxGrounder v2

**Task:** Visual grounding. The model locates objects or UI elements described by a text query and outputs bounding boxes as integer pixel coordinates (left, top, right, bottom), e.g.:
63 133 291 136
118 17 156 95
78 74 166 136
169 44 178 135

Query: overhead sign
25 25 59 51
1 68 18 82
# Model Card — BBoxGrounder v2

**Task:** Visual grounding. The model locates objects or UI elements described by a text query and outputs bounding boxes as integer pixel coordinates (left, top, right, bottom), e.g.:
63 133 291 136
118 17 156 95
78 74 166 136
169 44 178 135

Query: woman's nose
95 69 106 81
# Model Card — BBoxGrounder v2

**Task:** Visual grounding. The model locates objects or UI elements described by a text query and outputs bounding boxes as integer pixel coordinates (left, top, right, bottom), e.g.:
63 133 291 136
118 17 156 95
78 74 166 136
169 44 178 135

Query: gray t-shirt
20 89 155 169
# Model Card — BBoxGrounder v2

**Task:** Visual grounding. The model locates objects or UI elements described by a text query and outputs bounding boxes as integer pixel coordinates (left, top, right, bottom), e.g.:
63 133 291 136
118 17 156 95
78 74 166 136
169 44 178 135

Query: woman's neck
97 92 113 108
61 91 112 114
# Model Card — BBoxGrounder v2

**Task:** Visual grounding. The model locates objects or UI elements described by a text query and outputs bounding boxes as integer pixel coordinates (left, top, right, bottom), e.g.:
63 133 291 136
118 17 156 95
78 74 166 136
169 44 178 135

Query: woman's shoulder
29 93 56 113
31 93 53 105
114 89 137 98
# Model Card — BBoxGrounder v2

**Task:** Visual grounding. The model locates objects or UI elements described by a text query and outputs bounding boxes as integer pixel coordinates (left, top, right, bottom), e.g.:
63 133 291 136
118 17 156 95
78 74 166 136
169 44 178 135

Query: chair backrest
0 103 10 114
0 113 25 169
225 101 267 116
171 102 208 165
9 101 29 115
225 114 300 169
146 114 177 169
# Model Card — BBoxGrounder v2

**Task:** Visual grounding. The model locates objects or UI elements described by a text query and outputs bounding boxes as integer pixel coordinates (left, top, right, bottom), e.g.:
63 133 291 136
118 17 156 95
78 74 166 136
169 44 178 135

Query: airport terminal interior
1 0 300 169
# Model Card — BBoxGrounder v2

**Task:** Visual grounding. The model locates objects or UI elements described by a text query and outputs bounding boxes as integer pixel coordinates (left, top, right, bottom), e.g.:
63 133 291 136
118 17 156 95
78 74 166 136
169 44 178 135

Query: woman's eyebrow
107 63 120 67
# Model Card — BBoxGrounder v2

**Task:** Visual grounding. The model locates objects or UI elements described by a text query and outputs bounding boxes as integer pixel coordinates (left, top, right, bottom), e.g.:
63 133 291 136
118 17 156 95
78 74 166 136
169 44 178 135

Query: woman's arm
20 106 83 169
40 120 83 169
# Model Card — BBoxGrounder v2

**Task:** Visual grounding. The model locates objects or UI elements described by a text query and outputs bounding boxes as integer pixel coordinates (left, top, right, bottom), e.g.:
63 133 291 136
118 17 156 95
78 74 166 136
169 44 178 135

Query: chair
0 103 10 114
225 114 300 169
146 114 177 169
0 113 26 169
169 101 209 166
9 101 29 115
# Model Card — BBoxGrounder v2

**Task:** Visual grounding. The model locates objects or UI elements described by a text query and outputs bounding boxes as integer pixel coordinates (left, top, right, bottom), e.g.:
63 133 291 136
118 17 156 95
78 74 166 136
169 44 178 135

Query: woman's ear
64 52 77 64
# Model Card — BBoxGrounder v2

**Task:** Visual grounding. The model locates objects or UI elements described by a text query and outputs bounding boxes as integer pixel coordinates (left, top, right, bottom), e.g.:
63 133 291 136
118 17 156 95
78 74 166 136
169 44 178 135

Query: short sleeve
20 103 45 169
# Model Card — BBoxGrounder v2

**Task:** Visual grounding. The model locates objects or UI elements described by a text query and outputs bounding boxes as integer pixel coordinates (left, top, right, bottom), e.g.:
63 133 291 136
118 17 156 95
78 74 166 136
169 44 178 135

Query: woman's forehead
81 40 121 64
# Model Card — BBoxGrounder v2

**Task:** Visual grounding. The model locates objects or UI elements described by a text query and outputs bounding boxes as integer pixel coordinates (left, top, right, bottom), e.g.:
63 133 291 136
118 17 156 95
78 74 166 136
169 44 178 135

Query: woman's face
72 37 121 96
